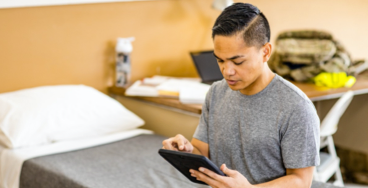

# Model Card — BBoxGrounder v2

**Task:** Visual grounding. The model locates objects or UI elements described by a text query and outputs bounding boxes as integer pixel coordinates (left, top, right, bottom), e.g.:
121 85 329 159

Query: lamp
212 0 233 10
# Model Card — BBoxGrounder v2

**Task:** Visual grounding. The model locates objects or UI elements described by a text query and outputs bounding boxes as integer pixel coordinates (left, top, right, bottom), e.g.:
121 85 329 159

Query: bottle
115 37 135 87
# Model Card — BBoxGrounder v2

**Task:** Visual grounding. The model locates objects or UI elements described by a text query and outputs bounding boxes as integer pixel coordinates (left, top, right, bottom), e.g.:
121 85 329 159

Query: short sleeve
281 100 320 169
192 86 213 144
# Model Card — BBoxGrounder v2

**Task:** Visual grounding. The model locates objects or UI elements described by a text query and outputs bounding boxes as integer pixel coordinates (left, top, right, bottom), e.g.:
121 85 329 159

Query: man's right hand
162 134 194 153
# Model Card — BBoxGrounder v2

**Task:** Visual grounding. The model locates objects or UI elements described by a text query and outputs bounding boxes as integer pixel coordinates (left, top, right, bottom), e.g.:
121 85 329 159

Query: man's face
213 34 267 94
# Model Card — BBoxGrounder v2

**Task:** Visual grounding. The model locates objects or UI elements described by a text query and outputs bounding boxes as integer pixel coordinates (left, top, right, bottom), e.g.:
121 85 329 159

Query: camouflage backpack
268 30 368 82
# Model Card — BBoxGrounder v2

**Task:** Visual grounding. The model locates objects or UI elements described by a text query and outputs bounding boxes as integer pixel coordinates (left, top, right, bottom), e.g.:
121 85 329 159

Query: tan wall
254 0 368 60
0 0 219 93
1 0 368 93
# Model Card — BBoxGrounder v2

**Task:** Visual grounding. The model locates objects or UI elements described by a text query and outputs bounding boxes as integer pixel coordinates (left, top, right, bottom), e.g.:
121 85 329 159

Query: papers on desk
125 76 210 104
125 80 159 97
142 76 169 85
125 76 169 97
179 84 210 104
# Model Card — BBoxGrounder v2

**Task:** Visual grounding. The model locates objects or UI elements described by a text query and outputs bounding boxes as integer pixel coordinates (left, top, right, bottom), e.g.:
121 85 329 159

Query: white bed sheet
0 129 153 188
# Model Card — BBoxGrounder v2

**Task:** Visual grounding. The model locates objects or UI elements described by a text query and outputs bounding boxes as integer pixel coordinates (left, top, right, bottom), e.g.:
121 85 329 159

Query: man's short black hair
212 3 271 48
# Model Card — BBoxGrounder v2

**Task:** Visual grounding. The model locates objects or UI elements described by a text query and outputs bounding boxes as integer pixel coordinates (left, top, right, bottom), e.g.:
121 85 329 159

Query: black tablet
158 149 225 185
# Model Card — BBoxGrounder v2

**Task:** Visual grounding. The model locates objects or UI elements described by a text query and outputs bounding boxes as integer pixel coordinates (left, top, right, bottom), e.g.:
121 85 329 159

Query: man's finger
162 135 193 152
162 138 176 150
190 169 222 187
175 136 187 151
198 167 227 183
220 164 237 177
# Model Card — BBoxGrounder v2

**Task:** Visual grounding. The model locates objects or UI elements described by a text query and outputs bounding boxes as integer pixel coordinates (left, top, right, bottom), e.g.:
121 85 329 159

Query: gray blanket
20 134 340 188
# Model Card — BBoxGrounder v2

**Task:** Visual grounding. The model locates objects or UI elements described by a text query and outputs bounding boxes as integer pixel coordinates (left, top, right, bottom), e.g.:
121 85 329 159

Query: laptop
190 50 223 85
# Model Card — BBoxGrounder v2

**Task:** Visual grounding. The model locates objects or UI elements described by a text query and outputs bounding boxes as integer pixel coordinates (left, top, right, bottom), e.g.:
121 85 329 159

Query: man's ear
262 43 272 63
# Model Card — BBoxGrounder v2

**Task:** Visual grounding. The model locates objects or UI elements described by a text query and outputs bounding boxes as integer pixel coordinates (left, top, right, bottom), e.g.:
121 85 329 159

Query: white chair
314 90 354 187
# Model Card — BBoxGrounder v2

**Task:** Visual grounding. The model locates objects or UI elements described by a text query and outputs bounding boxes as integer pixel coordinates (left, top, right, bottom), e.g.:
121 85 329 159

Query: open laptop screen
190 50 223 84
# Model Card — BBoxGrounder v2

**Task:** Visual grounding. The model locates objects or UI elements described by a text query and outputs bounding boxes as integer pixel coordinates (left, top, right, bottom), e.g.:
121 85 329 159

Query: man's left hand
190 164 254 188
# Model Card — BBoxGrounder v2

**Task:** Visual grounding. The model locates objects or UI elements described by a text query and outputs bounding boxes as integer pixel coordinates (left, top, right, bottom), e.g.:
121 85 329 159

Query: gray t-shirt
193 74 320 184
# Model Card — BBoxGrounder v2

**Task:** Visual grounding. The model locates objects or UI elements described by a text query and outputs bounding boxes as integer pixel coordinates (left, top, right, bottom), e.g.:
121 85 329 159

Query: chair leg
326 136 344 187
333 165 344 187
313 168 320 181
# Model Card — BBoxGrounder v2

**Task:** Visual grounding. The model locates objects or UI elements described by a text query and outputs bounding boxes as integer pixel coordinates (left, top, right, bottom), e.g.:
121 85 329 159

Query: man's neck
239 63 275 96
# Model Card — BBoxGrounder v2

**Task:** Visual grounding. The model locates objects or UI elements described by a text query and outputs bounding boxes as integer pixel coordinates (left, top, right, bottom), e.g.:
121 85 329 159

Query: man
162 3 320 188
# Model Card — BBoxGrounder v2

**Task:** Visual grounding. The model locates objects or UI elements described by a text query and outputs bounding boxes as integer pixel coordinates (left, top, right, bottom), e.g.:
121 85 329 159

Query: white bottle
115 37 135 87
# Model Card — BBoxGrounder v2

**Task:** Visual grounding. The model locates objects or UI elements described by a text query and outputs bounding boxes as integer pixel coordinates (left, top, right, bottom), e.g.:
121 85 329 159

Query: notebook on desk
190 50 223 85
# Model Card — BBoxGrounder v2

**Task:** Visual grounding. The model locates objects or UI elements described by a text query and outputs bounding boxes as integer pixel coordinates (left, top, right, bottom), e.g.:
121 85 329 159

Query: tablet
158 149 225 185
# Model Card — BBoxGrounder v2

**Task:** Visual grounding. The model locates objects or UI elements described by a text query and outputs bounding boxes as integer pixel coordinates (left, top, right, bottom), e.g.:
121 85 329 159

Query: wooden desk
110 72 368 155
109 86 203 114
109 71 368 115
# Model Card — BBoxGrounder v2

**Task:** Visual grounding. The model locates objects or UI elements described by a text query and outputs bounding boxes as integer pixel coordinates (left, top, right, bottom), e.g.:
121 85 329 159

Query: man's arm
191 138 209 157
190 165 314 188
254 167 314 188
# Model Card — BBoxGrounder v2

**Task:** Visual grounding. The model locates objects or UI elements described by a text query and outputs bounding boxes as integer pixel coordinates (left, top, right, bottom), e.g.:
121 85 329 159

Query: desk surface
109 71 368 114
110 86 203 114
290 71 368 101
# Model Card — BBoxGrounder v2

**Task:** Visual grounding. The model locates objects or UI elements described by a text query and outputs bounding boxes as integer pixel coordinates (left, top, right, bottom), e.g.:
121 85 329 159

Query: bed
19 134 207 188
17 134 338 188
0 85 341 188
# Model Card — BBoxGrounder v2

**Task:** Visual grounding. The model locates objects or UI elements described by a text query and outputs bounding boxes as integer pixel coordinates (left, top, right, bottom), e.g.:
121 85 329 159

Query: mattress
19 134 340 188
19 134 207 188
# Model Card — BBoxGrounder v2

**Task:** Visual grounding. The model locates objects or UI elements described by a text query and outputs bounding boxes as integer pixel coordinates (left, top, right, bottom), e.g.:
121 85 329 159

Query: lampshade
212 0 233 10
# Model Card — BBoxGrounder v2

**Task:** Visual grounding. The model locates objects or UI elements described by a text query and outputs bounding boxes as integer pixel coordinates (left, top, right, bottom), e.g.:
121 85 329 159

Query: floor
345 183 368 188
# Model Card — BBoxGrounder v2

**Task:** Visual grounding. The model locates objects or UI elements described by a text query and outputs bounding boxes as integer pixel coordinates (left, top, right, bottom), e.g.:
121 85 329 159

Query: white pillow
0 85 144 149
